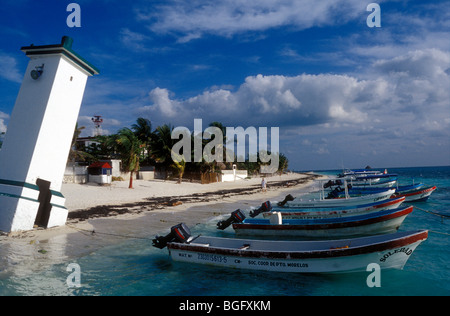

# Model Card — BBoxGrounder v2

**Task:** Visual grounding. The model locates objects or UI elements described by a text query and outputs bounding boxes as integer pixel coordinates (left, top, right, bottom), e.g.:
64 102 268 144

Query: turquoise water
1 166 449 296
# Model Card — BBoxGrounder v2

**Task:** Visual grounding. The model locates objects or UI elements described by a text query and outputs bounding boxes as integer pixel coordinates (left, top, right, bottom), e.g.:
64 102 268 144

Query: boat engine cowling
327 187 343 199
217 209 246 230
277 194 294 206
152 223 191 249
249 201 272 218
323 179 343 188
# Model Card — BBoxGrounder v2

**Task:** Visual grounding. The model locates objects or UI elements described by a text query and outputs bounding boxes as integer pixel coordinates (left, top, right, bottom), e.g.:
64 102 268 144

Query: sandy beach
0 172 325 279
63 173 323 220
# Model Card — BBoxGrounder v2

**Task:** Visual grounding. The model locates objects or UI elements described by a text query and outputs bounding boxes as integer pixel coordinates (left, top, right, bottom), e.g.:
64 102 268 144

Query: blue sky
0 0 449 170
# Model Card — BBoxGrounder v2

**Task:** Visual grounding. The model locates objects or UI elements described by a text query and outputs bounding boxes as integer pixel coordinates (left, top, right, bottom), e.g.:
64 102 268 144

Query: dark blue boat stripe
169 230 428 259
275 196 403 212
244 206 411 226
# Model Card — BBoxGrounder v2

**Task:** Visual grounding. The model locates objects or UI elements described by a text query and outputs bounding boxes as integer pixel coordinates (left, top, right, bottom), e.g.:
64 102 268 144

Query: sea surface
0 166 449 296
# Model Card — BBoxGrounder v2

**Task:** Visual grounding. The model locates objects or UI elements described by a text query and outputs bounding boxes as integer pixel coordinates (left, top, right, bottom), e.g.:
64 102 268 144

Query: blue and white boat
349 176 398 188
155 226 429 273
265 196 406 219
283 188 396 208
338 169 383 178
337 169 398 187
395 185 437 202
231 206 413 238
328 183 425 198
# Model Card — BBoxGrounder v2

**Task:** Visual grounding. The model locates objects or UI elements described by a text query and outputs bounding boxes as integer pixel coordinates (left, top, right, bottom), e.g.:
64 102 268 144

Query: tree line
70 118 289 188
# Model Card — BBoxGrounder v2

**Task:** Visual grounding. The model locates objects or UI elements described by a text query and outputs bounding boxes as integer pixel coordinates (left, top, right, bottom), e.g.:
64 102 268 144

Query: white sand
0 173 326 279
61 173 315 211
2 173 326 244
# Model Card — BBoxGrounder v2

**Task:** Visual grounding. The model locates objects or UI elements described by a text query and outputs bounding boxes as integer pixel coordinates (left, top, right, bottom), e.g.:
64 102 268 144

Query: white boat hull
351 180 397 188
286 189 395 208
234 211 410 238
167 230 428 273
398 186 436 202
268 197 405 219
169 241 423 273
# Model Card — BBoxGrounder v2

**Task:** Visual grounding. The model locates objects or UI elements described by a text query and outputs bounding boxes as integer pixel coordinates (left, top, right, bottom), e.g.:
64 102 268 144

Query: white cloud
138 48 449 162
141 72 383 127
372 48 450 117
119 28 152 51
139 0 363 41
321 1 450 71
79 45 449 166
0 51 22 83
0 111 9 134
315 145 330 155
148 87 182 118
373 48 450 79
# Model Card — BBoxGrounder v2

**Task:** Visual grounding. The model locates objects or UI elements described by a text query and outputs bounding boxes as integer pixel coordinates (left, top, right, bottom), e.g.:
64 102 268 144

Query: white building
0 36 99 233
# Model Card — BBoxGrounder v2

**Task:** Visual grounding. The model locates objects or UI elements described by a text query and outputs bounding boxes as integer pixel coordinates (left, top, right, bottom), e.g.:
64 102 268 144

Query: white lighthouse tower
0 36 99 233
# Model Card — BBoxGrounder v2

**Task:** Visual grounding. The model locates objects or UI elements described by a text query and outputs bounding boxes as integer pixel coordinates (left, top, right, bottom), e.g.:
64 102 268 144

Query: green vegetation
71 118 289 186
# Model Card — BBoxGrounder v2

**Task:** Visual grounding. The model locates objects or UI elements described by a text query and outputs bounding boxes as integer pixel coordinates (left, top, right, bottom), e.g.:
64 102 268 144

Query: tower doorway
34 179 52 228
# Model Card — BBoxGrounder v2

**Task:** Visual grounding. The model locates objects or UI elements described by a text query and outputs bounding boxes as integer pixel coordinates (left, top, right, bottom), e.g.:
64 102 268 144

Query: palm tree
92 134 120 161
68 123 94 163
150 124 175 179
114 128 142 189
170 152 186 183
278 153 289 174
0 132 5 149
131 117 153 165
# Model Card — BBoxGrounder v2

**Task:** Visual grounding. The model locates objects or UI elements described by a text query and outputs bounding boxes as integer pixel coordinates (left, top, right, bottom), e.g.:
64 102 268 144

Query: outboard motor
323 180 343 188
217 209 246 230
277 194 294 206
249 201 272 218
326 186 345 199
152 223 191 249
323 180 334 189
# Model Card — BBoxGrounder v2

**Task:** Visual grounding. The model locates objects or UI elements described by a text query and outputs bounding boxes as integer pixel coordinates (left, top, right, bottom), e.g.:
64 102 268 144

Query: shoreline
0 172 326 279
66 172 323 222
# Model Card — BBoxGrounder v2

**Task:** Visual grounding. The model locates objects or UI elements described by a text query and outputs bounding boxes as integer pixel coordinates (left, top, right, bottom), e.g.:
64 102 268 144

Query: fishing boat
153 226 428 273
338 169 383 177
395 186 436 202
325 178 397 190
349 178 397 188
266 196 406 219
231 206 413 238
329 183 424 198
339 169 397 184
285 188 395 208
351 174 397 185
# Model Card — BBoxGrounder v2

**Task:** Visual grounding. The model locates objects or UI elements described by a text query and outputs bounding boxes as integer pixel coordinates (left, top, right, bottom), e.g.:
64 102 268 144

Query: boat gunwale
286 188 396 207
167 230 428 260
336 184 423 196
398 186 436 198
233 206 413 231
349 180 397 187
272 196 405 216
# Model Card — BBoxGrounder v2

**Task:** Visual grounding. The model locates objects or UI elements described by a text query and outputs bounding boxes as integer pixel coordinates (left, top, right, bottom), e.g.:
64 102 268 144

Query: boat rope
429 230 450 237
404 204 449 236
66 224 154 240
406 204 450 221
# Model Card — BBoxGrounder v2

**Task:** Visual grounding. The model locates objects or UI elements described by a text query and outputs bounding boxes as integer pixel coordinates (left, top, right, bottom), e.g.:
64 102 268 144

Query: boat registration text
176 251 309 270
